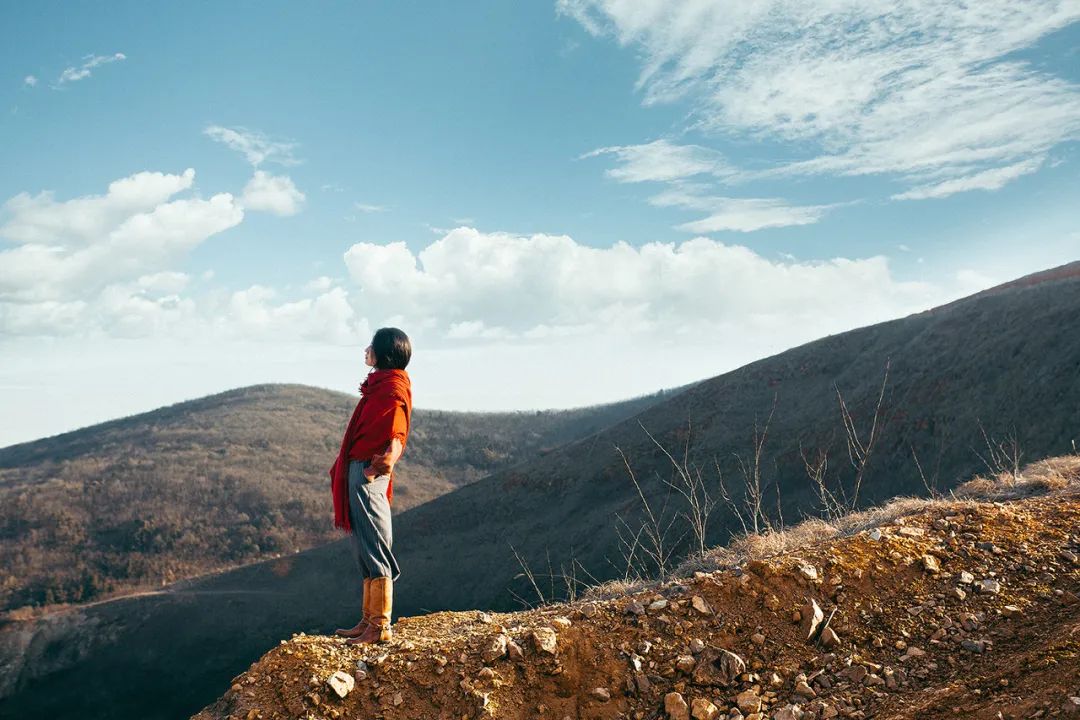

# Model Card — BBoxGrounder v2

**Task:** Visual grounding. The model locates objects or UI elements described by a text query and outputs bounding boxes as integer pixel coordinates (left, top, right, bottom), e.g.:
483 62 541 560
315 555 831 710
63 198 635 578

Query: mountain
0 383 679 612
2 261 1078 719
191 456 1080 720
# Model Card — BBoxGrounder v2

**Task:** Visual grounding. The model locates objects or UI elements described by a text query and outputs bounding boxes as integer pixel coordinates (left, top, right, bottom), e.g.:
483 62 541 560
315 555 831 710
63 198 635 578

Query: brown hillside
0 383 678 612
192 456 1080 720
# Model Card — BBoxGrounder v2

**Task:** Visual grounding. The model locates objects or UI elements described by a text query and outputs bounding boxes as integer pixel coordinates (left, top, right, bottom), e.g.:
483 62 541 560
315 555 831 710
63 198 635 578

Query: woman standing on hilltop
329 327 413 644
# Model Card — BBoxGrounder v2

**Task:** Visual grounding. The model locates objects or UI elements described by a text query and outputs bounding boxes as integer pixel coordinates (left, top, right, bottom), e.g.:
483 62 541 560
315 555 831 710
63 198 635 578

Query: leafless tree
973 420 1023 482
837 359 890 509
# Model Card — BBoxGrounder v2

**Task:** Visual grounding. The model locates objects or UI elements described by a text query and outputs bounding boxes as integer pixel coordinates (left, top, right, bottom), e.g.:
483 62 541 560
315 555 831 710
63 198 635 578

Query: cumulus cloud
56 52 126 85
240 171 306 216
343 226 943 339
563 1 1080 201
204 125 300 167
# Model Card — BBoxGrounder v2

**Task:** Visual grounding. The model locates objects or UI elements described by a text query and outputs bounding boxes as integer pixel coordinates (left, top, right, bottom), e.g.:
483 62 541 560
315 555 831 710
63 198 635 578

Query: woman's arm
367 436 404 477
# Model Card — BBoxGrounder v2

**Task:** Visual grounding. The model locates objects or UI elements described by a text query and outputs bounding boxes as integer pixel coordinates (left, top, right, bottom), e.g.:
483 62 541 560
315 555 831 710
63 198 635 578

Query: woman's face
364 343 376 368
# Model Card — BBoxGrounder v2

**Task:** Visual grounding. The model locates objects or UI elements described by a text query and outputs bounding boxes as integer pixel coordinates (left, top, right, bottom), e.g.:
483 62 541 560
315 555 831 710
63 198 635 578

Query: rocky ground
193 468 1080 720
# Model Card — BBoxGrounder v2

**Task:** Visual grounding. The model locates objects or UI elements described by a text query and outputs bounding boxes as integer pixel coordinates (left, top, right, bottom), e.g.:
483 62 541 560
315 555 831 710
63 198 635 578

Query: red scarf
329 368 412 531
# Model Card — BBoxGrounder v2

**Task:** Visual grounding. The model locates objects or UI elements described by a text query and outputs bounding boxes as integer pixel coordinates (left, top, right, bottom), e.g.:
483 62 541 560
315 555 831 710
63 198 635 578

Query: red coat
329 368 412 531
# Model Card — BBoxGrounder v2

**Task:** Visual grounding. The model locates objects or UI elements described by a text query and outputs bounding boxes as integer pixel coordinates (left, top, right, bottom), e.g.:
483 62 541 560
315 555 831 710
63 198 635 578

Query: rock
326 671 354 699
392 691 403 706
921 555 940 573
897 526 925 537
819 627 839 649
689 638 706 653
691 697 720 720
578 602 599 618
591 687 611 702
481 634 508 663
691 647 746 686
736 689 762 715
354 660 369 681
868 528 883 541
800 598 825 641
958 571 975 584
773 705 804 720
649 598 670 611
626 601 646 616
798 564 819 581
1001 605 1022 618
676 655 697 673
478 667 495 680
531 627 558 655
1062 550 1079 565
960 639 986 653
506 640 524 661
665 691 690 720
477 611 493 623
794 681 817 698
751 632 766 646
951 587 967 601
691 596 714 615
551 616 572 630
979 579 1002 594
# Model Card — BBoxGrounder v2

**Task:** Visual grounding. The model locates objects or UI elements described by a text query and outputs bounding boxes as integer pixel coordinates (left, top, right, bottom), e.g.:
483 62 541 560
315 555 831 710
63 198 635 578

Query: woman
329 327 412 644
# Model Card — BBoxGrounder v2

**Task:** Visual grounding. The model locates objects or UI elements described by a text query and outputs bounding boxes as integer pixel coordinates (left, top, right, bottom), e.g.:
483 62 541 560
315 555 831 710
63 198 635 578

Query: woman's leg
348 474 399 644
335 461 374 637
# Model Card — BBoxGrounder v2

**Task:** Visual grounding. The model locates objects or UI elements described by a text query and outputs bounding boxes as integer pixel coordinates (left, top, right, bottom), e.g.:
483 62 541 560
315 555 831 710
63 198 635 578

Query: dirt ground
193 485 1080 720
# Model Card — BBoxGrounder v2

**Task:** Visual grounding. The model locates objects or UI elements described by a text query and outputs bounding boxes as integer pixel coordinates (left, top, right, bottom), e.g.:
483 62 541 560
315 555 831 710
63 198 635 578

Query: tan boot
334 577 371 638
349 576 393 644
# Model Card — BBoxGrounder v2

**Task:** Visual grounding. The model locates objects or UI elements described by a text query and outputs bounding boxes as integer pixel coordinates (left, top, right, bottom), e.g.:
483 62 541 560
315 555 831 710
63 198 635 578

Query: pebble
819 626 839 649
979 579 1002 594
665 691 690 720
326 671 354 699
649 598 670 611
578 602 598 618
751 632 766 646
531 627 558 655
691 596 714 615
922 555 941 573
481 634 508 663
774 705 805 720
958 571 975 584
1001 605 1022 618
550 616 572 630
798 564 819 581
626 601 646 616
690 697 720 720
591 687 611 702
736 689 762 714
801 598 825 640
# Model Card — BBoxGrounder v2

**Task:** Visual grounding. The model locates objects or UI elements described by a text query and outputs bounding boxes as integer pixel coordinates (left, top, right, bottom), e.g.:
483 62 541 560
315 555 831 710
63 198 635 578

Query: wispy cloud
23 75 37 87
203 125 300 167
649 185 835 233
562 1 1080 202
354 202 388 213
55 52 126 86
891 157 1046 201
582 139 736 183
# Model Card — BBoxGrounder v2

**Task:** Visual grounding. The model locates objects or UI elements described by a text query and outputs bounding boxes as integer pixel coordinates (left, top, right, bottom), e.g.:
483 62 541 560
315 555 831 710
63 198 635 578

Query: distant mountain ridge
0 383 680 612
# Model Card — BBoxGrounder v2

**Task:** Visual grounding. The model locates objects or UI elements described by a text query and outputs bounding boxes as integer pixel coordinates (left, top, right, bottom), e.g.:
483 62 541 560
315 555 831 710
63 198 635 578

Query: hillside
1 262 1077 719
192 456 1080 720
0 383 678 612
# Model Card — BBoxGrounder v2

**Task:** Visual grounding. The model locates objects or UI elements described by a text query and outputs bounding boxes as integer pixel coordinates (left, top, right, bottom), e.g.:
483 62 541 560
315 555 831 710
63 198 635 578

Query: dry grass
586 452 1080 600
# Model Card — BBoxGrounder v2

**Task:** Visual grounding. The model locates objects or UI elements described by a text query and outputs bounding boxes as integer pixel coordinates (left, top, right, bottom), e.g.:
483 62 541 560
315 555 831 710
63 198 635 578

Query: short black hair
371 327 412 370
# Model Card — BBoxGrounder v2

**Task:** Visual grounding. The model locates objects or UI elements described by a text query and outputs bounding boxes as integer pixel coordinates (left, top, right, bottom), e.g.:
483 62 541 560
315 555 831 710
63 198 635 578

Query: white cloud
561 1 1080 200
23 75 37 87
240 171 306 216
354 202 388 213
891 157 1046 201
649 185 835 232
0 169 244 336
203 125 300 167
343 226 942 338
583 139 735 183
56 52 126 85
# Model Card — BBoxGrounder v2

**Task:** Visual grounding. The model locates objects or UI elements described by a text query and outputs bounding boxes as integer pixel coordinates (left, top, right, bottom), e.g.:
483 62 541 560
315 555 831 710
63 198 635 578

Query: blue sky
2 1 1079 446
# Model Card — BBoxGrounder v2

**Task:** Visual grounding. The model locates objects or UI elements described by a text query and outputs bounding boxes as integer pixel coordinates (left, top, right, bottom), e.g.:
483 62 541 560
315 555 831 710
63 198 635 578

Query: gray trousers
347 459 400 580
